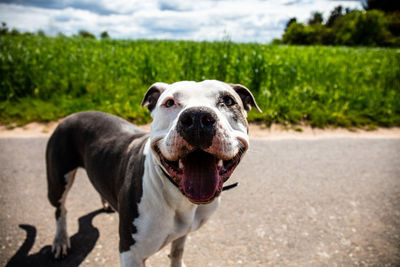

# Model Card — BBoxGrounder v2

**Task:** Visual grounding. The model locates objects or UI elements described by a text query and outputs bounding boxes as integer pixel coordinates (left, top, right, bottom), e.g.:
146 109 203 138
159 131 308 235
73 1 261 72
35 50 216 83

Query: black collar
159 166 180 188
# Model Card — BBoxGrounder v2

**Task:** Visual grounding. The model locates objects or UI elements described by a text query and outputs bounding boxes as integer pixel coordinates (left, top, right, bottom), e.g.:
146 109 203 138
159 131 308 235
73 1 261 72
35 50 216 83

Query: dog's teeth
217 159 223 167
179 159 183 169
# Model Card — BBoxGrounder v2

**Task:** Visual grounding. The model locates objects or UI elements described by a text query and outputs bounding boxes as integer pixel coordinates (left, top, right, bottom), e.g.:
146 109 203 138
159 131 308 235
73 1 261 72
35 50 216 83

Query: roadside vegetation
1 35 399 129
1 1 400 129
275 1 400 47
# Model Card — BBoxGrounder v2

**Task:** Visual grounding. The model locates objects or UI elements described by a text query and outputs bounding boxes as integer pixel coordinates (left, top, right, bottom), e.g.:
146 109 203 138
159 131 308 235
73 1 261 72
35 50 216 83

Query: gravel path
1 137 399 266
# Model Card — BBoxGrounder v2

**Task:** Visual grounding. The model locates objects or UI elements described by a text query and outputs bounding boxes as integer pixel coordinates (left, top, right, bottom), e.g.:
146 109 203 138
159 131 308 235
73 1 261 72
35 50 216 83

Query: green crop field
1 35 399 128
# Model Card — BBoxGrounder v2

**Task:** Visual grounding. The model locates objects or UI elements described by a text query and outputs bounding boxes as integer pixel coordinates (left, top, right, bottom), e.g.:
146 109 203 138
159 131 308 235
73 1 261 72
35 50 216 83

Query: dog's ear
141 82 169 112
230 84 262 112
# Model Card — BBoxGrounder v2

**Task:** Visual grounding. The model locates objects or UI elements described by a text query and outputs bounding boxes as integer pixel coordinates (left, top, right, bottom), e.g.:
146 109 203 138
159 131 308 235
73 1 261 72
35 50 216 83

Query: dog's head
142 80 261 204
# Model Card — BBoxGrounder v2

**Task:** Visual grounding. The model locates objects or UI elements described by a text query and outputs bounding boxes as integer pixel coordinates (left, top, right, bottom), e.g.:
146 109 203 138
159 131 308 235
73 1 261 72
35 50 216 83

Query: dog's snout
178 107 217 149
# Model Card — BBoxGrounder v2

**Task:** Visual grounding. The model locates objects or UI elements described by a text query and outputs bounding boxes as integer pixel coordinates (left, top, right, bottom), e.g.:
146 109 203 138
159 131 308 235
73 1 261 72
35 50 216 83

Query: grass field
1 35 399 128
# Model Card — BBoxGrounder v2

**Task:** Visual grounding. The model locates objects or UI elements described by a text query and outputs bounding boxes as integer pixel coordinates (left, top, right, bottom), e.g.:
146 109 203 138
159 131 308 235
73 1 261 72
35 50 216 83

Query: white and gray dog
46 80 261 266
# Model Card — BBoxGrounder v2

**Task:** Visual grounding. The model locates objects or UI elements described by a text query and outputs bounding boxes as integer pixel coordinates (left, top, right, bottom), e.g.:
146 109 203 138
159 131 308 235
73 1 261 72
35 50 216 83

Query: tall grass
1 35 399 127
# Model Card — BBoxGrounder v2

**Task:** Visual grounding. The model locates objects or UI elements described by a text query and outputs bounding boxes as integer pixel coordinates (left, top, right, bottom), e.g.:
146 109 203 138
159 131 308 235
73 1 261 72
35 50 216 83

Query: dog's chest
160 206 210 245
130 177 220 258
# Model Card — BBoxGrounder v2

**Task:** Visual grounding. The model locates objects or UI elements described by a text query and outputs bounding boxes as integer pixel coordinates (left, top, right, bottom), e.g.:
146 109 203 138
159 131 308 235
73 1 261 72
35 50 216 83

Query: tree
283 22 317 45
285 17 297 32
363 0 400 13
334 10 392 46
279 5 399 47
100 31 110 39
386 12 400 37
326 6 344 27
10 28 20 36
37 30 46 37
78 30 96 39
0 22 8 35
271 38 282 45
283 21 334 46
308 12 323 25
364 1 400 40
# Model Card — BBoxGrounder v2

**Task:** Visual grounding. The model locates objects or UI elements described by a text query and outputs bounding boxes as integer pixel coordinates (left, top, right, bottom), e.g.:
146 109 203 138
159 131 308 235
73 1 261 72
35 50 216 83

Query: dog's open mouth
154 146 243 204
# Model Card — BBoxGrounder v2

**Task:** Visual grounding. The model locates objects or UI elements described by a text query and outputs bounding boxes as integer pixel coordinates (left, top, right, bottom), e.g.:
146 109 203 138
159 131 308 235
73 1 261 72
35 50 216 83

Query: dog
46 80 260 266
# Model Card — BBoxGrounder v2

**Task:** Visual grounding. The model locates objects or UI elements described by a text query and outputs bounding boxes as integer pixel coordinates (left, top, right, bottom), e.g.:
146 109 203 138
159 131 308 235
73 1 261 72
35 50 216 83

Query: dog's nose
180 109 216 130
177 107 217 149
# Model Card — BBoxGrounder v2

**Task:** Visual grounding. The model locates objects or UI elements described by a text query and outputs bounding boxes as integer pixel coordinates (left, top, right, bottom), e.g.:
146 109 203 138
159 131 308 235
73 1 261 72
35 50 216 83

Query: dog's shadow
6 208 113 267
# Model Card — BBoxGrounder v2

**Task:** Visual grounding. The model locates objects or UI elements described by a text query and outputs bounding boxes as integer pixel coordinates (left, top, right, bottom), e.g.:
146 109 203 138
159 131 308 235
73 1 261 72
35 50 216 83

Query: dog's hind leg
169 235 187 267
49 168 77 258
46 124 83 258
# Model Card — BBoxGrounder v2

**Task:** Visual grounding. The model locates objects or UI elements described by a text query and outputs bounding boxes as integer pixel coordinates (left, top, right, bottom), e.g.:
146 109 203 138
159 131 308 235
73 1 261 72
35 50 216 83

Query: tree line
0 22 110 40
275 0 400 47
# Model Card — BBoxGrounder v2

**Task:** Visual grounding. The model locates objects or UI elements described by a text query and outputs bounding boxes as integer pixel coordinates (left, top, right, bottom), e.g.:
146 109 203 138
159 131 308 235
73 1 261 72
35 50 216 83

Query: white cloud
0 0 362 42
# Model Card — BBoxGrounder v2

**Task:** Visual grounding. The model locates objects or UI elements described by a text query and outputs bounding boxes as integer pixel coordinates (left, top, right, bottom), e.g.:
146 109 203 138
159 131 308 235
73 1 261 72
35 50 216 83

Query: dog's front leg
119 207 146 266
120 250 145 267
169 235 187 267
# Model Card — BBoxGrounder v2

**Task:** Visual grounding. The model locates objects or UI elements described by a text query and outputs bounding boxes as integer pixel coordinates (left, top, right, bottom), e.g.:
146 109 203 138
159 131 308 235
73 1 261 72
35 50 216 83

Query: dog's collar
222 182 239 191
158 166 238 192
159 166 180 188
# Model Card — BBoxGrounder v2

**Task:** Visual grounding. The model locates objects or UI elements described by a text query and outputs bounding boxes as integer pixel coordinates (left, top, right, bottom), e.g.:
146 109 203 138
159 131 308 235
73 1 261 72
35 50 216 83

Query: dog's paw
171 259 187 267
101 197 114 212
51 234 70 259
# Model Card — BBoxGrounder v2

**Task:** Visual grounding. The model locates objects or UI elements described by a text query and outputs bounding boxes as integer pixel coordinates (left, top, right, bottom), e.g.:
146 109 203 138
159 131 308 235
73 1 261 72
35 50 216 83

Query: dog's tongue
182 150 219 203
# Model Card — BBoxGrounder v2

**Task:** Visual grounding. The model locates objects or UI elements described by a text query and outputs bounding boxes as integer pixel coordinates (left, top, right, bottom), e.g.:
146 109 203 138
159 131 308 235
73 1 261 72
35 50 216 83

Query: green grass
1 35 400 128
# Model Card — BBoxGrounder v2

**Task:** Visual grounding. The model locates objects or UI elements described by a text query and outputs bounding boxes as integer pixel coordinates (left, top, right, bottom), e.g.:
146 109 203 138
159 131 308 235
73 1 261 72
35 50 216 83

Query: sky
0 0 363 43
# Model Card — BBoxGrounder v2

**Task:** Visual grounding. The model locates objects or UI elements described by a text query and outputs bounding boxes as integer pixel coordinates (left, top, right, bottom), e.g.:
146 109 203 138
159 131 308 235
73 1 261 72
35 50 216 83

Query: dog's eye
165 99 175 108
223 96 235 107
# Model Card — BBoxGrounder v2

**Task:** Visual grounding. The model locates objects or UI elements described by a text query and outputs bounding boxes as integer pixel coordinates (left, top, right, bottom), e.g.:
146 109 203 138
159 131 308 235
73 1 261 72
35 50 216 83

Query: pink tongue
182 150 219 203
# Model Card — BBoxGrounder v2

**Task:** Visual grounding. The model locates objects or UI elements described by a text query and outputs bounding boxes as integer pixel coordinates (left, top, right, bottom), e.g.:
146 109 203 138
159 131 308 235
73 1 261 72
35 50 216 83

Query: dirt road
1 137 400 266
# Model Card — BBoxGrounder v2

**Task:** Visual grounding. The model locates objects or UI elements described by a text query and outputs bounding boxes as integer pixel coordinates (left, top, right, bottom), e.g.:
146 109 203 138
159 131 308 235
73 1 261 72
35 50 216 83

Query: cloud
0 0 112 15
0 0 363 42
